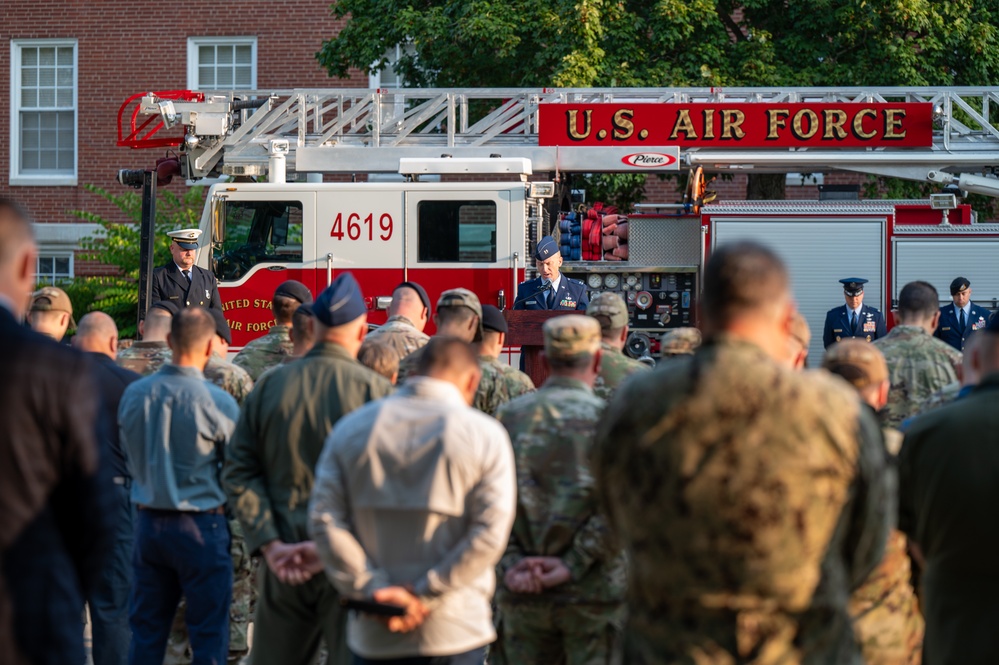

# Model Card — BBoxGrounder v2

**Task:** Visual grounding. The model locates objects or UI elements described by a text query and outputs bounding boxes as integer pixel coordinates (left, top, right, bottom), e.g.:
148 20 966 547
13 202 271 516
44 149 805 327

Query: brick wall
1 0 365 228
641 170 867 203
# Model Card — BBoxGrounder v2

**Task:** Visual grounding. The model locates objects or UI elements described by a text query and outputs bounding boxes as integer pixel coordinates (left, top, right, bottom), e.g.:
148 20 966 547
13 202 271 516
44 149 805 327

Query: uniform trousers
88 481 135 665
129 509 232 665
249 564 348 664
492 601 624 665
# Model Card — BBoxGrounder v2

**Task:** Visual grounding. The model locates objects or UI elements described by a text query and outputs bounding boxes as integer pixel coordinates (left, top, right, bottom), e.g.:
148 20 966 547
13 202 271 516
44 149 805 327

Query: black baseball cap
395 281 430 310
481 304 508 334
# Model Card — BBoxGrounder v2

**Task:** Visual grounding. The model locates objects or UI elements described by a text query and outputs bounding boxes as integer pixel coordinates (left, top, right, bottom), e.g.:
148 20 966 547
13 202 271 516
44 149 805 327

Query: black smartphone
339 597 407 617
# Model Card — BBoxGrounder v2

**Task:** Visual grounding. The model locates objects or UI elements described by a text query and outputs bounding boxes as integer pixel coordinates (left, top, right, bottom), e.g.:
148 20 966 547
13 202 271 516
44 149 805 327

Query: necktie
851 311 858 333
546 287 555 309
183 269 192 283
960 308 966 331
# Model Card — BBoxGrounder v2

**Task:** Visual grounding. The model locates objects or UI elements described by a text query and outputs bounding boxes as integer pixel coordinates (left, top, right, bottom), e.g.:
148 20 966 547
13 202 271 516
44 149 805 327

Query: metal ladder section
124 87 999 181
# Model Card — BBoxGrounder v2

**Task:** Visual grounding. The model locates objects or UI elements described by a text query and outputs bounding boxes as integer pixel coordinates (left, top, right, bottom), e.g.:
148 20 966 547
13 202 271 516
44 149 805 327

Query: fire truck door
206 190 317 347
405 189 514 309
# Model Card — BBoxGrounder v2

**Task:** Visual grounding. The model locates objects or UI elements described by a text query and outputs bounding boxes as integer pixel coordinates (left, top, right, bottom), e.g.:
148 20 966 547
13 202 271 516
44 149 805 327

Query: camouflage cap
438 288 483 341
31 286 76 328
586 292 629 330
821 338 888 389
543 314 601 360
660 327 701 356
790 310 811 348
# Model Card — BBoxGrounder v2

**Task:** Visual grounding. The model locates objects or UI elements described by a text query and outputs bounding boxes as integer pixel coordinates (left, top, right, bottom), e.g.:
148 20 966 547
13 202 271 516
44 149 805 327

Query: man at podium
513 236 589 311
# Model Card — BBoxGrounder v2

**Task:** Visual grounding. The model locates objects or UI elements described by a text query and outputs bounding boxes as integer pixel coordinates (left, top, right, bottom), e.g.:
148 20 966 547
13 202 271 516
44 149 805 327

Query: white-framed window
368 43 417 89
9 39 78 186
187 37 256 90
36 252 74 284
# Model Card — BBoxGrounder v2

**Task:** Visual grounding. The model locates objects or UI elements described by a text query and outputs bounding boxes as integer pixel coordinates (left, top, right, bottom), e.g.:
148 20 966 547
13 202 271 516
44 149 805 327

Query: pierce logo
622 152 677 168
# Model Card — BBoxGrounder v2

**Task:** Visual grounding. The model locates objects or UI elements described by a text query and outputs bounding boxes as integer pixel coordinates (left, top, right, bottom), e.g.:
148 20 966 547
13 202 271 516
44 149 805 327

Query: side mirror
212 194 226 244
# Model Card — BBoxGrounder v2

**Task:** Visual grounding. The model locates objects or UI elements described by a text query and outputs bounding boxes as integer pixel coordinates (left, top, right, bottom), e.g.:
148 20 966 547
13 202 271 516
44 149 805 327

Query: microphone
513 280 553 307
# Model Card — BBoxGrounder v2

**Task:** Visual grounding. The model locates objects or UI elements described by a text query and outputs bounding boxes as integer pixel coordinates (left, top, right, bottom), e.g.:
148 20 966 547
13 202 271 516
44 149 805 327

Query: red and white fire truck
117 87 999 361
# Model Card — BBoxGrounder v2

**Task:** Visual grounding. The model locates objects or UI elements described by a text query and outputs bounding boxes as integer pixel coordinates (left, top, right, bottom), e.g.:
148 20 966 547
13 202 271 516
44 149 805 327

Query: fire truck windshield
212 200 304 281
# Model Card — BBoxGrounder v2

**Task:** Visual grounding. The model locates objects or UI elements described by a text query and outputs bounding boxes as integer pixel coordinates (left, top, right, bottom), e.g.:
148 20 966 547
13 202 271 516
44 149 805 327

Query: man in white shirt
309 336 516 665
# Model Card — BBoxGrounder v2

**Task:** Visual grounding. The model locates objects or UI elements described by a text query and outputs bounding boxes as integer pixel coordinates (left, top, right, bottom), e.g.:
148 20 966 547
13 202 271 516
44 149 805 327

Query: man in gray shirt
309 336 516 665
119 308 240 665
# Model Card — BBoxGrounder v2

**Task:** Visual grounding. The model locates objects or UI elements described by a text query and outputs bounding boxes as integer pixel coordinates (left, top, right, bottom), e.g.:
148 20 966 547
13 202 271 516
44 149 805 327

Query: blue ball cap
534 235 561 261
311 272 367 327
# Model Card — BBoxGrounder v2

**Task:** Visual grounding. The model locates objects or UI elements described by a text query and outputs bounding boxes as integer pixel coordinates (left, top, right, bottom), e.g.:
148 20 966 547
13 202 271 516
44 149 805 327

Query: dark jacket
934 303 991 351
150 262 222 311
0 308 114 664
823 304 887 348
87 352 141 478
513 275 589 311
899 373 999 665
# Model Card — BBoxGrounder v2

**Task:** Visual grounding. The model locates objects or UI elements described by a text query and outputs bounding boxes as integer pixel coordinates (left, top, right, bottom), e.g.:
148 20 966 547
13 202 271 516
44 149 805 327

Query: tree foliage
318 0 999 208
62 184 205 339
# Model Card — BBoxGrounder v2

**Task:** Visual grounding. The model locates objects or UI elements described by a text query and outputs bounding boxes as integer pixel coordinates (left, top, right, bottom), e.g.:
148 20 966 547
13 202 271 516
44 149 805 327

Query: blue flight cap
534 236 561 261
312 272 367 327
839 278 868 297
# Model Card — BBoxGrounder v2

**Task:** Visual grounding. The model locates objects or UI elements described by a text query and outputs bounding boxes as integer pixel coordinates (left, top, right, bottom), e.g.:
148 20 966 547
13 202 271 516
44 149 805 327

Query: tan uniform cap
437 288 483 340
586 292 629 330
660 327 702 356
543 314 601 360
30 286 76 328
821 338 888 389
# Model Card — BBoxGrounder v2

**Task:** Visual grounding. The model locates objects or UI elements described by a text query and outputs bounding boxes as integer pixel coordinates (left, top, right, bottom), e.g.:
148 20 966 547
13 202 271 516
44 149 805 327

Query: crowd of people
2 195 999 665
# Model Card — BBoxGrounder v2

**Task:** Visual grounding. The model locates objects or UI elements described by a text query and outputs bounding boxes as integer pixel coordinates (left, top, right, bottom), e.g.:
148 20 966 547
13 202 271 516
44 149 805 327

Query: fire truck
117 87 999 361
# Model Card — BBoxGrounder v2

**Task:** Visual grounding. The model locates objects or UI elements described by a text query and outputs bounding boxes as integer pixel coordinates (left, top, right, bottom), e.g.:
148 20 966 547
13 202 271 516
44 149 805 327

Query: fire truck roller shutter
711 219 884 366
894 238 999 319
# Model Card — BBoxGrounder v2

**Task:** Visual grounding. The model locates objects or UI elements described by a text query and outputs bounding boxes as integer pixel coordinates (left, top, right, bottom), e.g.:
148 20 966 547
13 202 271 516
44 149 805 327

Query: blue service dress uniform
822 304 887 348
935 303 991 351
513 276 590 311
150 263 223 311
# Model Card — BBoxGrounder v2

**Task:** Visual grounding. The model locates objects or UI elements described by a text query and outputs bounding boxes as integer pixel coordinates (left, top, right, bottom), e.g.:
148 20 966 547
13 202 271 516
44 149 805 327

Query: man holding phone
309 336 516 665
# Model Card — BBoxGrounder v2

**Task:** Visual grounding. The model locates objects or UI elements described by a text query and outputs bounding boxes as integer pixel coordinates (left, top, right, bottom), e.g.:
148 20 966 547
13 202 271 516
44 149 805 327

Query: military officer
585 292 649 400
150 228 222 311
934 276 991 351
513 236 588 311
822 277 887 348
493 316 626 665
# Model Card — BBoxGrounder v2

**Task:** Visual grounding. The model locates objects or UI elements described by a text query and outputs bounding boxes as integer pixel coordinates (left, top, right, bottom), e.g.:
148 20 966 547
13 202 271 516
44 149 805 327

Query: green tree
317 0 999 205
61 184 205 339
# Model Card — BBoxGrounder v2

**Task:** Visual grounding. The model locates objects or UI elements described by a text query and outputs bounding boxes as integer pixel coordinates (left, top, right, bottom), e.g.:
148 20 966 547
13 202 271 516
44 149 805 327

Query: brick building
1 0 365 280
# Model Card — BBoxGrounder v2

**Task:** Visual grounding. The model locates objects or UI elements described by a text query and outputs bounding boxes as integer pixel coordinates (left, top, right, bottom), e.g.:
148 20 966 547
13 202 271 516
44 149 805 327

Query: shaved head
389 285 429 331
0 199 38 318
73 312 119 359
143 307 174 341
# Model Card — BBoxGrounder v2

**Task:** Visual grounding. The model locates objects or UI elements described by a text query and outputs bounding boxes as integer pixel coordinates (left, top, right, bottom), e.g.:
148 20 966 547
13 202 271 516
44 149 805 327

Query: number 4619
330 212 393 241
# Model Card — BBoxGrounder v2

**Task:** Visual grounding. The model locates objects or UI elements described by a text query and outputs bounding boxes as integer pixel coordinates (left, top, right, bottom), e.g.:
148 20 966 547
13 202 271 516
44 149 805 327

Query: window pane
198 66 214 87
57 89 73 107
22 48 38 66
39 47 56 67
22 151 39 170
22 89 38 107
217 45 234 65
214 201 304 281
21 125 39 149
234 65 251 87
57 151 74 171
41 129 58 149
235 44 252 64
22 66 38 86
38 88 56 107
57 67 72 86
199 45 215 65
39 151 58 169
217 67 233 87
418 200 497 263
55 257 70 274
57 47 73 66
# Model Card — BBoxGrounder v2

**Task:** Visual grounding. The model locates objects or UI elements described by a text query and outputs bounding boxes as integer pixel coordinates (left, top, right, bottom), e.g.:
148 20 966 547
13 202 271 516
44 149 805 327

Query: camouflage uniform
365 315 429 362
166 356 254 665
873 325 962 428
593 336 890 664
116 340 172 375
850 473 924 663
232 324 293 380
483 355 536 400
916 380 964 416
204 356 254 406
593 342 649 400
493 315 626 665
400 345 512 417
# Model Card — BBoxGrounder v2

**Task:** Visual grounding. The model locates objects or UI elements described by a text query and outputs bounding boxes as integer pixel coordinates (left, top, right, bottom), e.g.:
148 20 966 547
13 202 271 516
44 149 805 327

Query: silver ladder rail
133 87 999 180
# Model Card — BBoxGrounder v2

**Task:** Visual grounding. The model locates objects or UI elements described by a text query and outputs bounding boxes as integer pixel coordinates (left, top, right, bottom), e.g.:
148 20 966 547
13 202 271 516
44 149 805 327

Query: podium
503 310 577 387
